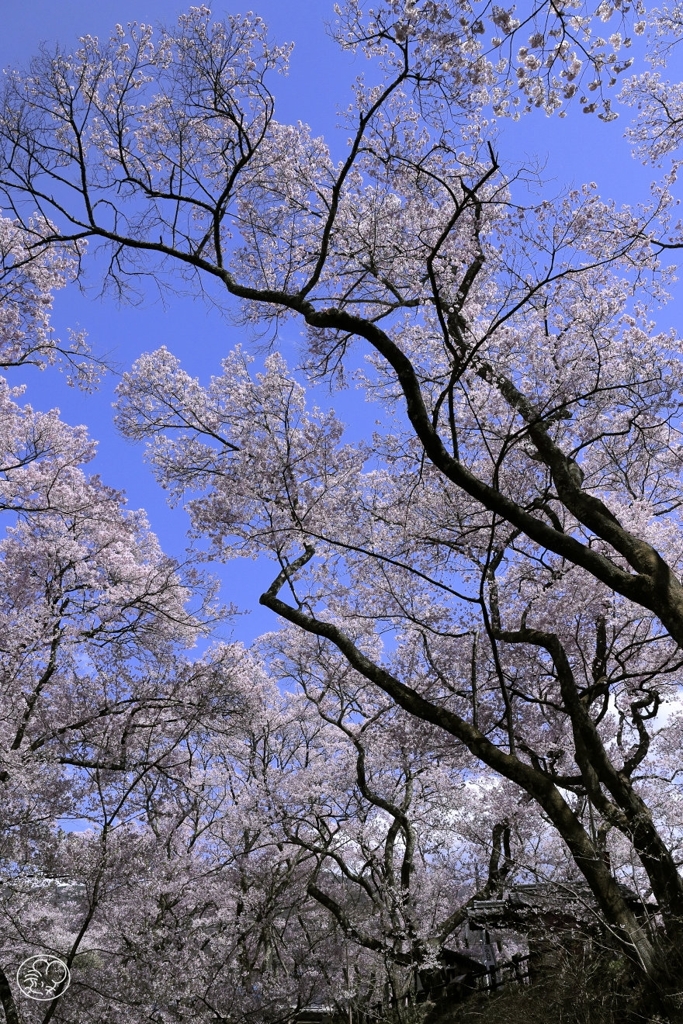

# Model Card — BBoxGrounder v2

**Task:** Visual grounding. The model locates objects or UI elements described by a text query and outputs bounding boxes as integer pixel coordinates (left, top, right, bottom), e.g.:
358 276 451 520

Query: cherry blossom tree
0 215 96 387
0 642 339 1024
114 334 683 1004
257 636 517 1018
0 345 648 1021
0 378 203 1018
4 0 683 1016
0 372 346 1023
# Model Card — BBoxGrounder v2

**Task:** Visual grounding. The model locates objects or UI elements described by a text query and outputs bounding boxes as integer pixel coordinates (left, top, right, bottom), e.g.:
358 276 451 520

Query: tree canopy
2 2 683 1021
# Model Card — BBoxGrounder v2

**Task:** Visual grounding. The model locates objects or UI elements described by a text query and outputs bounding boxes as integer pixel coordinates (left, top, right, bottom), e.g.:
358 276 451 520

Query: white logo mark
16 955 71 1001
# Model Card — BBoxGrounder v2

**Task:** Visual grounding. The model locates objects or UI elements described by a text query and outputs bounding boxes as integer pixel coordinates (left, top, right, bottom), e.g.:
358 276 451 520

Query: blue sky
0 1 673 644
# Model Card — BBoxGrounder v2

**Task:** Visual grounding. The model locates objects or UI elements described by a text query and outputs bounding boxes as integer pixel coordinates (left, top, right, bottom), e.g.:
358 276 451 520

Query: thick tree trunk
0 966 21 1024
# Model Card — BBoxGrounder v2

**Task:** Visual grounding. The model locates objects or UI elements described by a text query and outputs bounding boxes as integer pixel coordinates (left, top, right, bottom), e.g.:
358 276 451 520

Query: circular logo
16 955 71 1001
